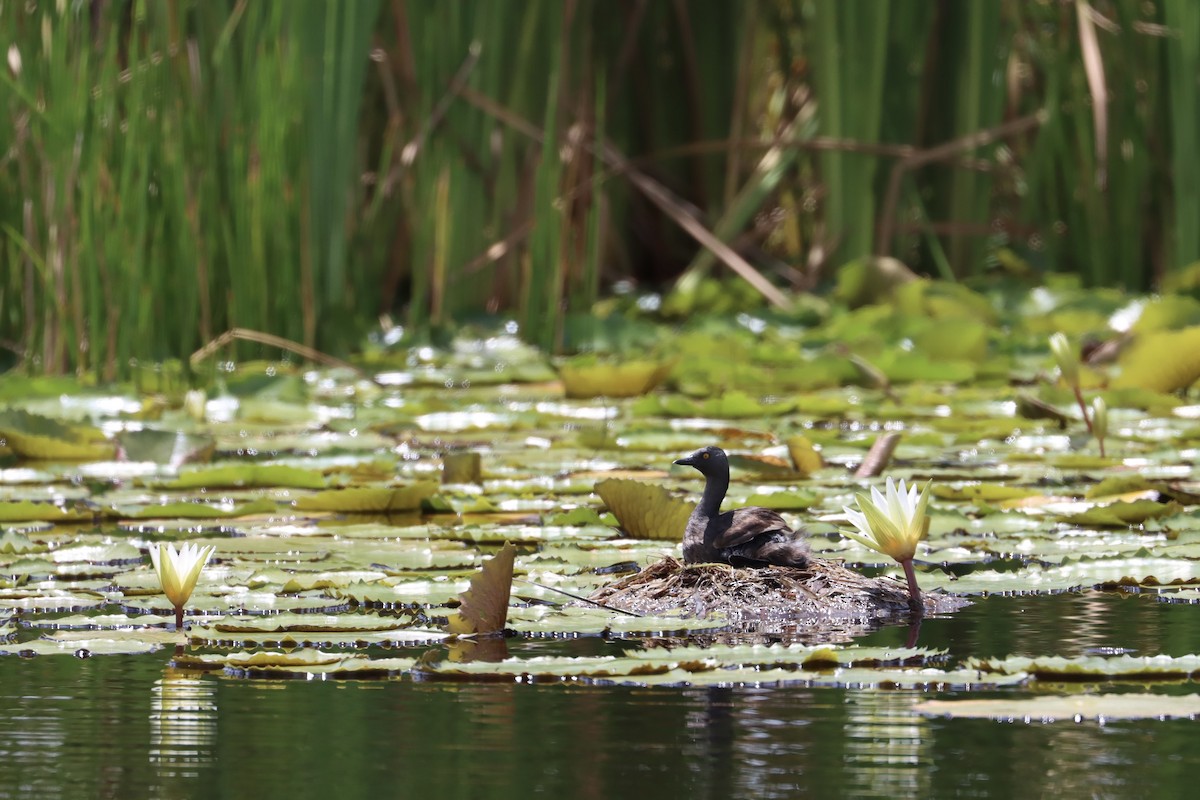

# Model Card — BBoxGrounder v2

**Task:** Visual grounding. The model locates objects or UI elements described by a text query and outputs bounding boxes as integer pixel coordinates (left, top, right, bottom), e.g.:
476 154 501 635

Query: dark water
2 594 1199 800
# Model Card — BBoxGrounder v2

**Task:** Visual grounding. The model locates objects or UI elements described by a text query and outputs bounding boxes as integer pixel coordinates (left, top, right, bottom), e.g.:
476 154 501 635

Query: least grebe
674 446 810 568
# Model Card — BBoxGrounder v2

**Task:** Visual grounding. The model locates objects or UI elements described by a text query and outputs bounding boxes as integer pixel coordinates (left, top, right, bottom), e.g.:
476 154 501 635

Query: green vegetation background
2 0 1198 377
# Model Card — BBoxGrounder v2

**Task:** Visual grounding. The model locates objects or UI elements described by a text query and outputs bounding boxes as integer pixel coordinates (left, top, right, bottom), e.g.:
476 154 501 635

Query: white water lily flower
841 478 930 563
150 542 215 608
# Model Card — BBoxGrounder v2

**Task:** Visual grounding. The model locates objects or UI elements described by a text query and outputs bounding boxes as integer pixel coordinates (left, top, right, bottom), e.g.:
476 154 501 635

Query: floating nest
587 556 969 642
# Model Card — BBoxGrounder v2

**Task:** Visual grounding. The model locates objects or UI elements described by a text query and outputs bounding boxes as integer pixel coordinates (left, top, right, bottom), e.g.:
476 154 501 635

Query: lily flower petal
838 479 930 564
150 542 215 608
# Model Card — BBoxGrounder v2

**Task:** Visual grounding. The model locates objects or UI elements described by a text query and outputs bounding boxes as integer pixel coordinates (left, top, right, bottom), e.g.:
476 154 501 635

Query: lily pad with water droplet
111 498 278 520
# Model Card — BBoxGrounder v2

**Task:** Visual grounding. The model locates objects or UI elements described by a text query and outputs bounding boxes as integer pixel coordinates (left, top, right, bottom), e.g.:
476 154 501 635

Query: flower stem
901 558 924 619
174 605 185 631
1072 386 1094 434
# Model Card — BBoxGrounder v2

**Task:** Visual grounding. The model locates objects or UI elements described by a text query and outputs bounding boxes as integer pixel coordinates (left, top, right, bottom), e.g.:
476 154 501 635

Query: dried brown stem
189 327 377 384
875 110 1049 256
855 433 902 478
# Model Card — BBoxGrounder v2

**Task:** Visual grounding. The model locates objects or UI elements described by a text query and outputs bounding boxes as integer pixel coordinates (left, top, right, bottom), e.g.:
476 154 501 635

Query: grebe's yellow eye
701 452 709 459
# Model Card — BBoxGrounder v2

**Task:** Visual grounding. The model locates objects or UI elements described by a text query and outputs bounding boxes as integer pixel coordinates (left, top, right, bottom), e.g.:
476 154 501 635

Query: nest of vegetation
587 556 968 641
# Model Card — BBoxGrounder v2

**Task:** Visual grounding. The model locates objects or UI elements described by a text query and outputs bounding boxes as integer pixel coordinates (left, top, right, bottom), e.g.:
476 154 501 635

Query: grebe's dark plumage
674 446 810 568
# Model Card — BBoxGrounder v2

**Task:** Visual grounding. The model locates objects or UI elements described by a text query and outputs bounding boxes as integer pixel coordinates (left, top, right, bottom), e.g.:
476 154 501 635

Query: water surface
2 594 1198 800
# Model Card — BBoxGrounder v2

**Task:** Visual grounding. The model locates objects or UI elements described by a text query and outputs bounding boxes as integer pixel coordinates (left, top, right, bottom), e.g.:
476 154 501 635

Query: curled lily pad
594 478 691 541
447 542 515 634
557 356 674 398
1113 327 1200 393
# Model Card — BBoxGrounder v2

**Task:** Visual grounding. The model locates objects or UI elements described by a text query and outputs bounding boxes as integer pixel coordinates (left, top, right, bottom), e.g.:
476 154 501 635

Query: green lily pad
913 692 1200 722
965 653 1200 680
557 356 674 398
295 483 438 513
0 409 115 460
0 501 98 523
111 498 278 519
158 464 328 490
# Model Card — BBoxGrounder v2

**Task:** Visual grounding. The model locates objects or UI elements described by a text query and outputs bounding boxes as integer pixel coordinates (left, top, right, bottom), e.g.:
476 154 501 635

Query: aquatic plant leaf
0 530 39 553
0 636 168 657
964 653 1200 679
557 356 674 398
506 605 727 635
595 478 692 541
1113 327 1200 392
51 542 143 564
546 507 607 526
785 435 824 476
1057 499 1182 527
447 541 515 634
913 693 1200 722
294 482 438 512
205 613 412 633
111 498 277 519
910 318 989 361
332 578 469 607
0 409 114 460
0 500 96 523
196 648 417 678
700 391 794 418
631 666 1027 689
743 490 817 510
630 643 945 668
875 350 977 383
415 653 1020 689
1084 475 1156 499
192 626 447 649
160 464 328 490
23 613 173 630
0 593 106 613
116 429 215 467
931 484 1043 503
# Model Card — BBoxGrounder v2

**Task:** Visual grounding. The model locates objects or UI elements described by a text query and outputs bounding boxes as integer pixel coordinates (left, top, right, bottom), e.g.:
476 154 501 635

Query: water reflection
843 691 930 798
149 663 217 780
1 595 1200 799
